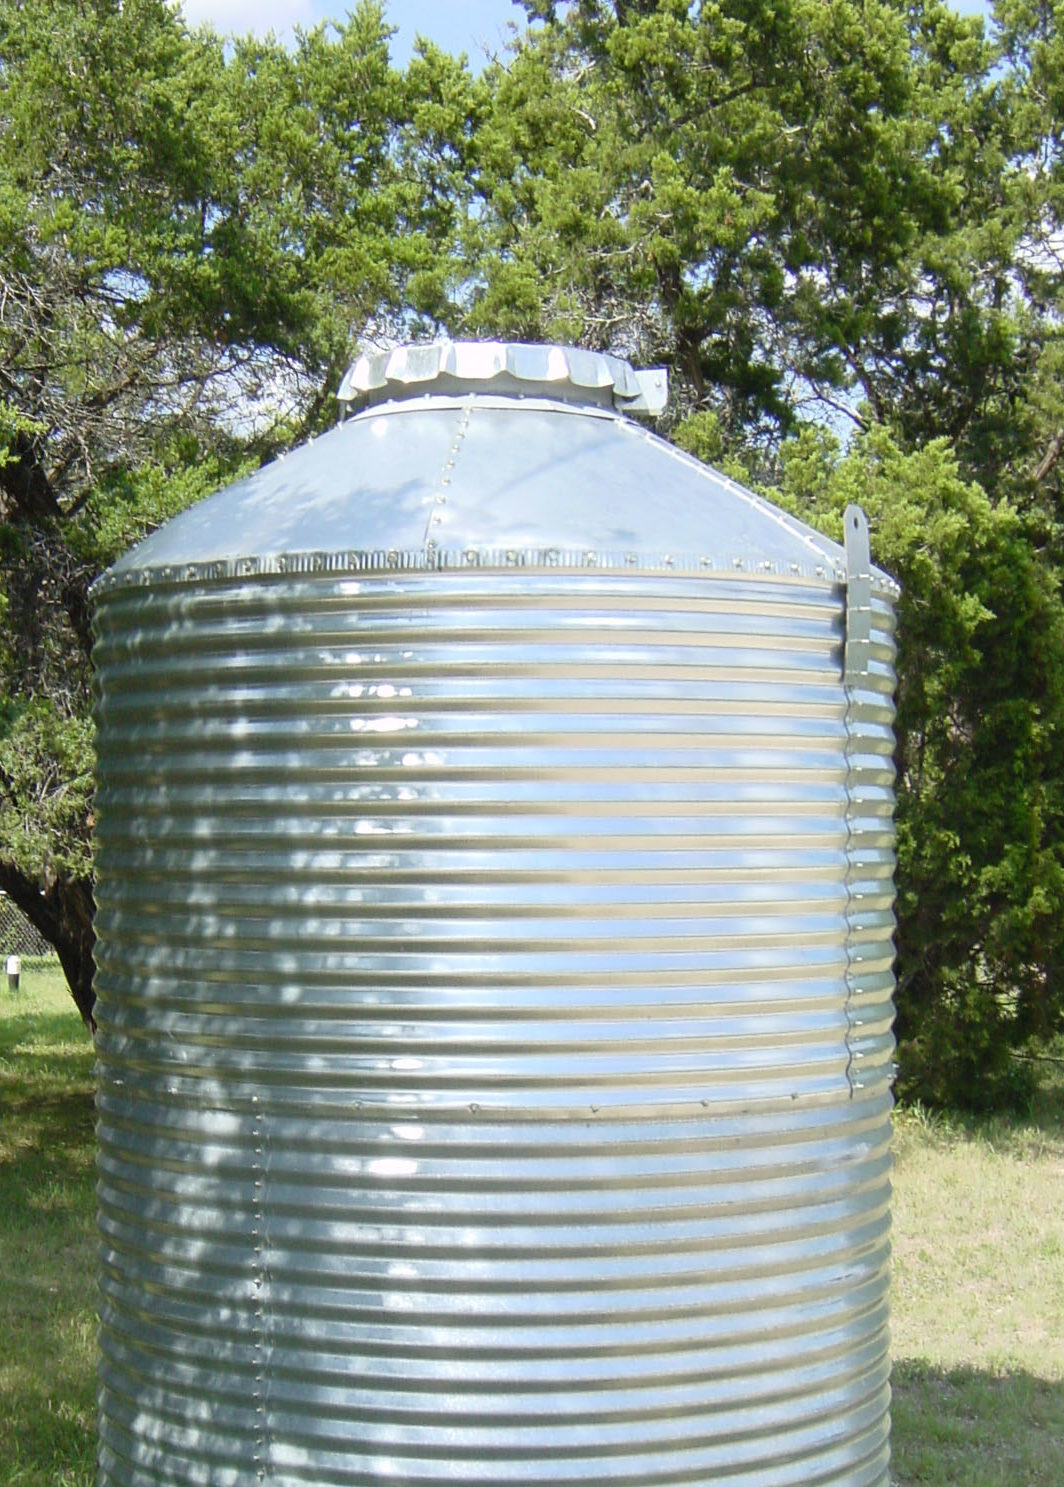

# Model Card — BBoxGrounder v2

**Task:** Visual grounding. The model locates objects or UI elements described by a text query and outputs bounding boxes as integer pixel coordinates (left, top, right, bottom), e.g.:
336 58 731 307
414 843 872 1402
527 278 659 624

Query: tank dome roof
100 341 893 595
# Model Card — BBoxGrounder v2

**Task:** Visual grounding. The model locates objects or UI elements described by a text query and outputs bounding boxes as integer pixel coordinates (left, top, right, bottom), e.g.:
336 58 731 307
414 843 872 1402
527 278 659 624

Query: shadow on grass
1 1032 97 1487
1028 1061 1064 1130
0 1005 94 1076
0 1005 96 1229
2 1338 96 1487
895 1078 1064 1164
892 1360 1064 1487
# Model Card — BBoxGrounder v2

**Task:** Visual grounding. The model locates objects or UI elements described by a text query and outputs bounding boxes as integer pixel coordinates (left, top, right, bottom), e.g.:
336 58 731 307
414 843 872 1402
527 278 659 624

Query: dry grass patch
890 1089 1064 1485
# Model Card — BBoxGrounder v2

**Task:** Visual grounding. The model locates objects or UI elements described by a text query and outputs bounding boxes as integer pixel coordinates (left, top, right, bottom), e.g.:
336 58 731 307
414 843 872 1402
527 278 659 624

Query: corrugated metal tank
92 342 898 1487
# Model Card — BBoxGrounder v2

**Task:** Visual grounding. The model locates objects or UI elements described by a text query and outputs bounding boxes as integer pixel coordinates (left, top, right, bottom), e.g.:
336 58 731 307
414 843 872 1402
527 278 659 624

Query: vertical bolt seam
424 401 474 550
251 1097 271 1482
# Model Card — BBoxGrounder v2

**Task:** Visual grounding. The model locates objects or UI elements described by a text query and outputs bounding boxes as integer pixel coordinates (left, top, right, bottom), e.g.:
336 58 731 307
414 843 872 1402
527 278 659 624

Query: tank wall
93 569 895 1487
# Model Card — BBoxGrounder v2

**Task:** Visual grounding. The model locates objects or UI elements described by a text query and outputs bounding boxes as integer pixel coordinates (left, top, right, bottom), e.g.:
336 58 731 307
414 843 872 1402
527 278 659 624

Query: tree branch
1032 426 1064 484
0 860 96 1025
0 431 64 524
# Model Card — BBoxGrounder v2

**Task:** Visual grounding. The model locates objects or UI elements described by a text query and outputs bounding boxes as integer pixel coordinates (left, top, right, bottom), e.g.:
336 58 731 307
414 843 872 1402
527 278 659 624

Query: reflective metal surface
337 340 670 415
93 345 897 1487
98 352 896 591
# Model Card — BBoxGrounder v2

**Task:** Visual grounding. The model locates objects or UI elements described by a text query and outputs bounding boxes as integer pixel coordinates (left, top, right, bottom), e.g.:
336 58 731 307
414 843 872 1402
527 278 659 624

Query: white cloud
176 0 319 38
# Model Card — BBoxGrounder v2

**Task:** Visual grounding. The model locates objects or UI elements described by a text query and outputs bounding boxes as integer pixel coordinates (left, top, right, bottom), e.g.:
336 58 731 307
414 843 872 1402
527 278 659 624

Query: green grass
0 963 96 1487
890 1082 1064 1486
3 972 1064 1485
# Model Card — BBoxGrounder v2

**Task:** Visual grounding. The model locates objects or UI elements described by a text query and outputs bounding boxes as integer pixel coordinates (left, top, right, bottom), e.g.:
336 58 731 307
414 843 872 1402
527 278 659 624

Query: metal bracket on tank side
615 367 669 416
843 504 872 687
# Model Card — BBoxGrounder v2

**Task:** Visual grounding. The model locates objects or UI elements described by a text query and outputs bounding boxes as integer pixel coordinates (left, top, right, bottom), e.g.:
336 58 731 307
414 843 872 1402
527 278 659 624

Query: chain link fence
0 892 54 958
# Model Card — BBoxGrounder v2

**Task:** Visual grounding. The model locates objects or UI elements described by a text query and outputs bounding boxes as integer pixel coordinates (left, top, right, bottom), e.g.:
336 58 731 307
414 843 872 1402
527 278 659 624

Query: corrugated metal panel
94 567 895 1487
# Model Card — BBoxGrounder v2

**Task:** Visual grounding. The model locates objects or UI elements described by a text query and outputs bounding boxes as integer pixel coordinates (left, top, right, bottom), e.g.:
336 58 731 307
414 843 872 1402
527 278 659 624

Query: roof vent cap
338 340 668 416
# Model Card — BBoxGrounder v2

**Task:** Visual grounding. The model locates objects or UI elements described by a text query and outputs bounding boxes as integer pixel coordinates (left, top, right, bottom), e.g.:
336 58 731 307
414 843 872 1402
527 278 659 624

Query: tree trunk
0 863 96 1026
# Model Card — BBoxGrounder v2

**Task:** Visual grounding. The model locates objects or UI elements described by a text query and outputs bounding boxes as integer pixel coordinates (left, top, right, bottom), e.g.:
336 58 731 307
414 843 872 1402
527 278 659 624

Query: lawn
0 962 96 1487
890 1088 1064 1486
2 965 1062 1486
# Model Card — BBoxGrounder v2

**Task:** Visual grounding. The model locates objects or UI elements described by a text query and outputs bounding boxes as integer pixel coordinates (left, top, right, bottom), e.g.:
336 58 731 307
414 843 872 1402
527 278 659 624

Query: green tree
464 0 1064 1106
756 429 1064 1109
462 0 978 451
7 0 1064 1107
0 0 474 1021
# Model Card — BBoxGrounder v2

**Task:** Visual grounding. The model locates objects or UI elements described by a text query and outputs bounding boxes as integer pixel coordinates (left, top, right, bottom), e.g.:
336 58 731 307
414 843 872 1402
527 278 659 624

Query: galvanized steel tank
92 342 898 1487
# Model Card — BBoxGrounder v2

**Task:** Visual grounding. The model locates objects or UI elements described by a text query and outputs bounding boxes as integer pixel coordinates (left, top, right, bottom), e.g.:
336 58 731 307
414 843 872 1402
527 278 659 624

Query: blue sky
178 0 991 65
179 0 530 64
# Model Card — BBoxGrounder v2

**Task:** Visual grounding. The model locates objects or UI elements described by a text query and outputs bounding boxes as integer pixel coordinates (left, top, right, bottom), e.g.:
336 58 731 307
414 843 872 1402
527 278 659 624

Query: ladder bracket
844 504 872 687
